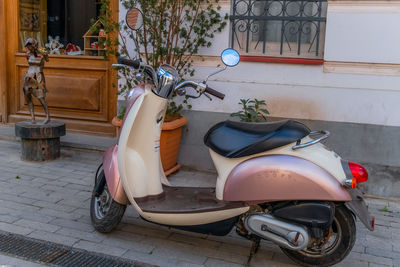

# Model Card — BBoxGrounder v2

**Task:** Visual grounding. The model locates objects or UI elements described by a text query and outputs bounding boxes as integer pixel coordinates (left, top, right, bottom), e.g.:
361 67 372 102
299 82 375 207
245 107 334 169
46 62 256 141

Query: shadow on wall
269 97 320 122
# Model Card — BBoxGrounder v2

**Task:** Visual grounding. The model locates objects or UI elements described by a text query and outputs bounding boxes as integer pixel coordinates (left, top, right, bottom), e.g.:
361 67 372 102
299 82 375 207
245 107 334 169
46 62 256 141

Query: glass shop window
19 0 105 56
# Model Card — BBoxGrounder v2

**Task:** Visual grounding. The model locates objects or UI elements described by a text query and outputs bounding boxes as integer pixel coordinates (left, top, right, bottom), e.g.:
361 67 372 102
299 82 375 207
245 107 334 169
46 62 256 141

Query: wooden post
15 121 66 161
0 0 7 123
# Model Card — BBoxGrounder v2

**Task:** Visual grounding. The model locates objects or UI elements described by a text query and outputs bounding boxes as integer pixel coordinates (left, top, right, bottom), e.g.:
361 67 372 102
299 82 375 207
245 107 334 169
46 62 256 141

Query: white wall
324 4 400 64
188 1 400 128
119 1 400 127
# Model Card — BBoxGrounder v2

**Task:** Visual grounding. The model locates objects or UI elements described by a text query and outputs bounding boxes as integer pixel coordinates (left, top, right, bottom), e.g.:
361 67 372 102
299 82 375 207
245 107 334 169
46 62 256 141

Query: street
0 139 399 267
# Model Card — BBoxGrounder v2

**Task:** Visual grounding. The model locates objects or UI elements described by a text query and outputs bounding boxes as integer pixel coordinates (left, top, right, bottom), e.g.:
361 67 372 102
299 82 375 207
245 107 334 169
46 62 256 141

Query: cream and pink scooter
90 16 374 266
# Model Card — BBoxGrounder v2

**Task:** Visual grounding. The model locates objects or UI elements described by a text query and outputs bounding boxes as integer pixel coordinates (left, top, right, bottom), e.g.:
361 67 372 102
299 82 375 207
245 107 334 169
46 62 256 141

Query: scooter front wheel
90 169 126 233
280 205 356 267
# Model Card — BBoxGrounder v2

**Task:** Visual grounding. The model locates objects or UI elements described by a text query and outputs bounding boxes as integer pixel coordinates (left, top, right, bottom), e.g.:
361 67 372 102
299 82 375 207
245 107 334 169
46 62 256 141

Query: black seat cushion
204 120 310 158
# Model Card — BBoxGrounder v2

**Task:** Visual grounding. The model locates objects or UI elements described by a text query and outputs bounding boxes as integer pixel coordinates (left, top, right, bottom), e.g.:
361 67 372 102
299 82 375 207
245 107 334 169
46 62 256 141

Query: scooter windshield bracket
292 131 330 150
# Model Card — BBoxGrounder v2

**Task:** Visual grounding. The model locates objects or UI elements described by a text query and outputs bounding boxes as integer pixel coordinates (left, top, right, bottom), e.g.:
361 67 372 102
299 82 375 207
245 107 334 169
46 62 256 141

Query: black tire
281 205 356 267
90 169 126 233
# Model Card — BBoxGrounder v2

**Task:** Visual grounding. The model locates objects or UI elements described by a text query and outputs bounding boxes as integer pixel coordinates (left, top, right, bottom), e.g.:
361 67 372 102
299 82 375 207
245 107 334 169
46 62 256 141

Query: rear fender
223 155 351 203
345 188 374 231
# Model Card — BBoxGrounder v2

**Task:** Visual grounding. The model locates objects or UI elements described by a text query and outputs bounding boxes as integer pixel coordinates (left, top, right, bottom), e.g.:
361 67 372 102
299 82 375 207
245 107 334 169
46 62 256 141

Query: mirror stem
204 66 227 83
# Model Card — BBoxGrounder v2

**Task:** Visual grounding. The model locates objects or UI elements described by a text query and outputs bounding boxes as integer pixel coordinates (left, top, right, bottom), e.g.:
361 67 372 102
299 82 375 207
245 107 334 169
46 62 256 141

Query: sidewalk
0 139 399 266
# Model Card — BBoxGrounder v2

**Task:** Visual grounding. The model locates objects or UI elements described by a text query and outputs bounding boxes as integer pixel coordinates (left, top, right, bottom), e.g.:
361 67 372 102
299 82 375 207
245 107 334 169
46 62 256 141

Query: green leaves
96 0 227 116
230 98 270 122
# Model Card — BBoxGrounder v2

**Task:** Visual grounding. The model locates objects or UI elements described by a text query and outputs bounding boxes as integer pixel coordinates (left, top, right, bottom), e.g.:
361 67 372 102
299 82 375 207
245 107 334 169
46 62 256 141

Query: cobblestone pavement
0 139 399 267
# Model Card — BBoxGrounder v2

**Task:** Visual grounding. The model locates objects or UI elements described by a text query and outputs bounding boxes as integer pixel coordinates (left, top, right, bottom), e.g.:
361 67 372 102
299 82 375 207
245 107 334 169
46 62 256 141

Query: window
230 0 327 60
19 0 102 56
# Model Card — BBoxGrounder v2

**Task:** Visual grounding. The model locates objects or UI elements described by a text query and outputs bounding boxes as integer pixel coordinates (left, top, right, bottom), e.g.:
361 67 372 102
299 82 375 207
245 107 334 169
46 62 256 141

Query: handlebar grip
117 58 141 69
205 86 225 100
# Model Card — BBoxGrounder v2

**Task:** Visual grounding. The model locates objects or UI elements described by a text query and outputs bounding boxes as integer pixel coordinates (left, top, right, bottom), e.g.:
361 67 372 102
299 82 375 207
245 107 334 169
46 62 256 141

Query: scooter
90 12 374 267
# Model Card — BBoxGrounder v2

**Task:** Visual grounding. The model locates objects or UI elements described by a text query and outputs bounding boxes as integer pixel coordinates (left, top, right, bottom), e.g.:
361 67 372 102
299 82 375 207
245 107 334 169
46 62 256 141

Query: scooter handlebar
117 58 141 69
205 86 225 100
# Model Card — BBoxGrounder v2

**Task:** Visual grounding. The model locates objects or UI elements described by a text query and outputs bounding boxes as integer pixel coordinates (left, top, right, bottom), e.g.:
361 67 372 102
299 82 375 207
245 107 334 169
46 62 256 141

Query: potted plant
95 0 227 174
230 98 270 122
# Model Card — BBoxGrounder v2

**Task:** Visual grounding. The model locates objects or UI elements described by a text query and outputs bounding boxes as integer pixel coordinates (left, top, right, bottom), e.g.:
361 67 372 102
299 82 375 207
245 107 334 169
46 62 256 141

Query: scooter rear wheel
90 169 126 233
280 205 356 267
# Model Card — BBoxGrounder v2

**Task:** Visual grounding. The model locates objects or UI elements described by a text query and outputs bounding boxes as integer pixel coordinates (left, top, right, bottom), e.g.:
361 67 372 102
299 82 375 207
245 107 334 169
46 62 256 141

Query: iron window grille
230 0 327 59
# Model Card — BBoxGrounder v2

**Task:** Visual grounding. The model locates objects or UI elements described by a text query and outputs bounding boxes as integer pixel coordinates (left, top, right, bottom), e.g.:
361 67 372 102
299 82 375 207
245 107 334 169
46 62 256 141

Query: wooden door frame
3 0 119 136
0 0 8 123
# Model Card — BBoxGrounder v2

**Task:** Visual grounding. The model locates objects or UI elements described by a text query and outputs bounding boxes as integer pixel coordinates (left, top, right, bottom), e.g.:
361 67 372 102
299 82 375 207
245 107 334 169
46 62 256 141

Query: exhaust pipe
245 214 310 251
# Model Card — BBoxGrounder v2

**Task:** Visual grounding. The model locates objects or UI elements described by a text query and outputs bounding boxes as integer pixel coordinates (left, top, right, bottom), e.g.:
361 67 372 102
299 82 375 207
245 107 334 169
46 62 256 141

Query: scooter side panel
211 139 347 200
102 145 130 205
223 155 351 203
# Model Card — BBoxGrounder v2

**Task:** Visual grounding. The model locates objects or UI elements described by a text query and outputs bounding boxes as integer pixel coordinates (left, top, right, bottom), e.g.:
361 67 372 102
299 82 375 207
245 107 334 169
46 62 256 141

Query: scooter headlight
155 64 179 99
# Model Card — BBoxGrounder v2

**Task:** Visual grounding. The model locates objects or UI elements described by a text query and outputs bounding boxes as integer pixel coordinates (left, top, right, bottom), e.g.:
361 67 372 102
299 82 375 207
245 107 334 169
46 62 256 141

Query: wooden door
4 0 119 137
0 1 6 122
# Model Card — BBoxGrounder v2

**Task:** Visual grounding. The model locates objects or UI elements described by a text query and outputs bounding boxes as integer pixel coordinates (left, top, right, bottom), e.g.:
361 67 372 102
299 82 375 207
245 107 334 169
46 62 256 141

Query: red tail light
348 162 368 188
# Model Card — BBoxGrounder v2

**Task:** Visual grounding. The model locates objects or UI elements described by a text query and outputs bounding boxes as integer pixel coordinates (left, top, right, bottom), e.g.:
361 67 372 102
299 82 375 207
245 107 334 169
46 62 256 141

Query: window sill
240 55 324 65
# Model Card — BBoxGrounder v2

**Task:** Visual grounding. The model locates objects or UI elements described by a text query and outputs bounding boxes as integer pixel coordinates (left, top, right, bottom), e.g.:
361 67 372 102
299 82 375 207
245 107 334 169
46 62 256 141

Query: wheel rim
299 217 342 258
94 184 112 220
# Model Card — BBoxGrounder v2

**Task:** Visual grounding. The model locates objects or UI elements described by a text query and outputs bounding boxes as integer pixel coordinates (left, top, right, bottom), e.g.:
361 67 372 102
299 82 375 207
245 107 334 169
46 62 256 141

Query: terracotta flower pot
111 116 123 137
160 116 188 176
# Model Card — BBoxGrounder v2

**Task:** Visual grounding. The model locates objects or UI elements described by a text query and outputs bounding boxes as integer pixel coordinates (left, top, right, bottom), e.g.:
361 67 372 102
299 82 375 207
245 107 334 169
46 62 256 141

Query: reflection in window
19 0 102 56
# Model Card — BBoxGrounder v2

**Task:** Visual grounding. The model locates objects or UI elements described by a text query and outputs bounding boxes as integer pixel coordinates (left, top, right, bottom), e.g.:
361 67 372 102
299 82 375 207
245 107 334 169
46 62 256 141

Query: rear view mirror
221 48 240 67
126 8 143 31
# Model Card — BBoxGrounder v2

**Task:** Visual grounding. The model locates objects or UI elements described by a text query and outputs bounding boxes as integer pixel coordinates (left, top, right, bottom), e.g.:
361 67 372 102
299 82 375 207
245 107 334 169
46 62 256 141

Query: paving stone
122 249 196 267
101 233 154 254
120 223 172 239
8 210 55 224
204 258 243 267
21 190 64 203
41 184 80 195
73 240 128 257
0 222 33 235
168 233 221 249
56 198 90 209
49 218 94 232
28 230 79 247
150 245 208 265
0 215 19 224
0 193 38 206
0 199 41 212
37 207 82 221
349 251 393 266
55 227 106 243
334 258 369 267
368 264 391 267
14 219 61 233
366 247 400 259
33 200 77 213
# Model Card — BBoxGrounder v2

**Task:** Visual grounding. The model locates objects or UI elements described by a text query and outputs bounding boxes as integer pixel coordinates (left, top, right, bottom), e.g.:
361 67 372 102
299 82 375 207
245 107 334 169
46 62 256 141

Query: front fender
102 145 130 205
223 155 351 203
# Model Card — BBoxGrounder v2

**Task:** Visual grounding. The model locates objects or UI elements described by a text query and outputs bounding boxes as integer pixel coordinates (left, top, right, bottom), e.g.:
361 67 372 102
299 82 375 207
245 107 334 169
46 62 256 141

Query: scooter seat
204 120 310 158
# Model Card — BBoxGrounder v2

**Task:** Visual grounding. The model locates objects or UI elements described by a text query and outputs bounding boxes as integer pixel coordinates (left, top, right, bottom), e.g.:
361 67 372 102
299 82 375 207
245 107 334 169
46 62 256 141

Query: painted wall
324 3 400 64
119 2 400 174
119 2 400 127
181 1 400 128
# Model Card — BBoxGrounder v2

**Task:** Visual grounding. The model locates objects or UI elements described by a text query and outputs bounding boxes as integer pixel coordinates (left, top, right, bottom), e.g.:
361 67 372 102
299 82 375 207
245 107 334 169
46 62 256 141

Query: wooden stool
15 121 66 161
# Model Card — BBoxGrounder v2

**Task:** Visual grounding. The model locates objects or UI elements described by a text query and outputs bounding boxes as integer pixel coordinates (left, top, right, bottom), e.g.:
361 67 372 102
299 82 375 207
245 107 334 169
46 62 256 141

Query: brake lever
186 94 201 99
203 92 212 101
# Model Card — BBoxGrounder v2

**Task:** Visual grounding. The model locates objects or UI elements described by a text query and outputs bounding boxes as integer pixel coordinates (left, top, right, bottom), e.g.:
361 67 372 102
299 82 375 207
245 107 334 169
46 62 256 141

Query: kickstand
246 238 260 267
